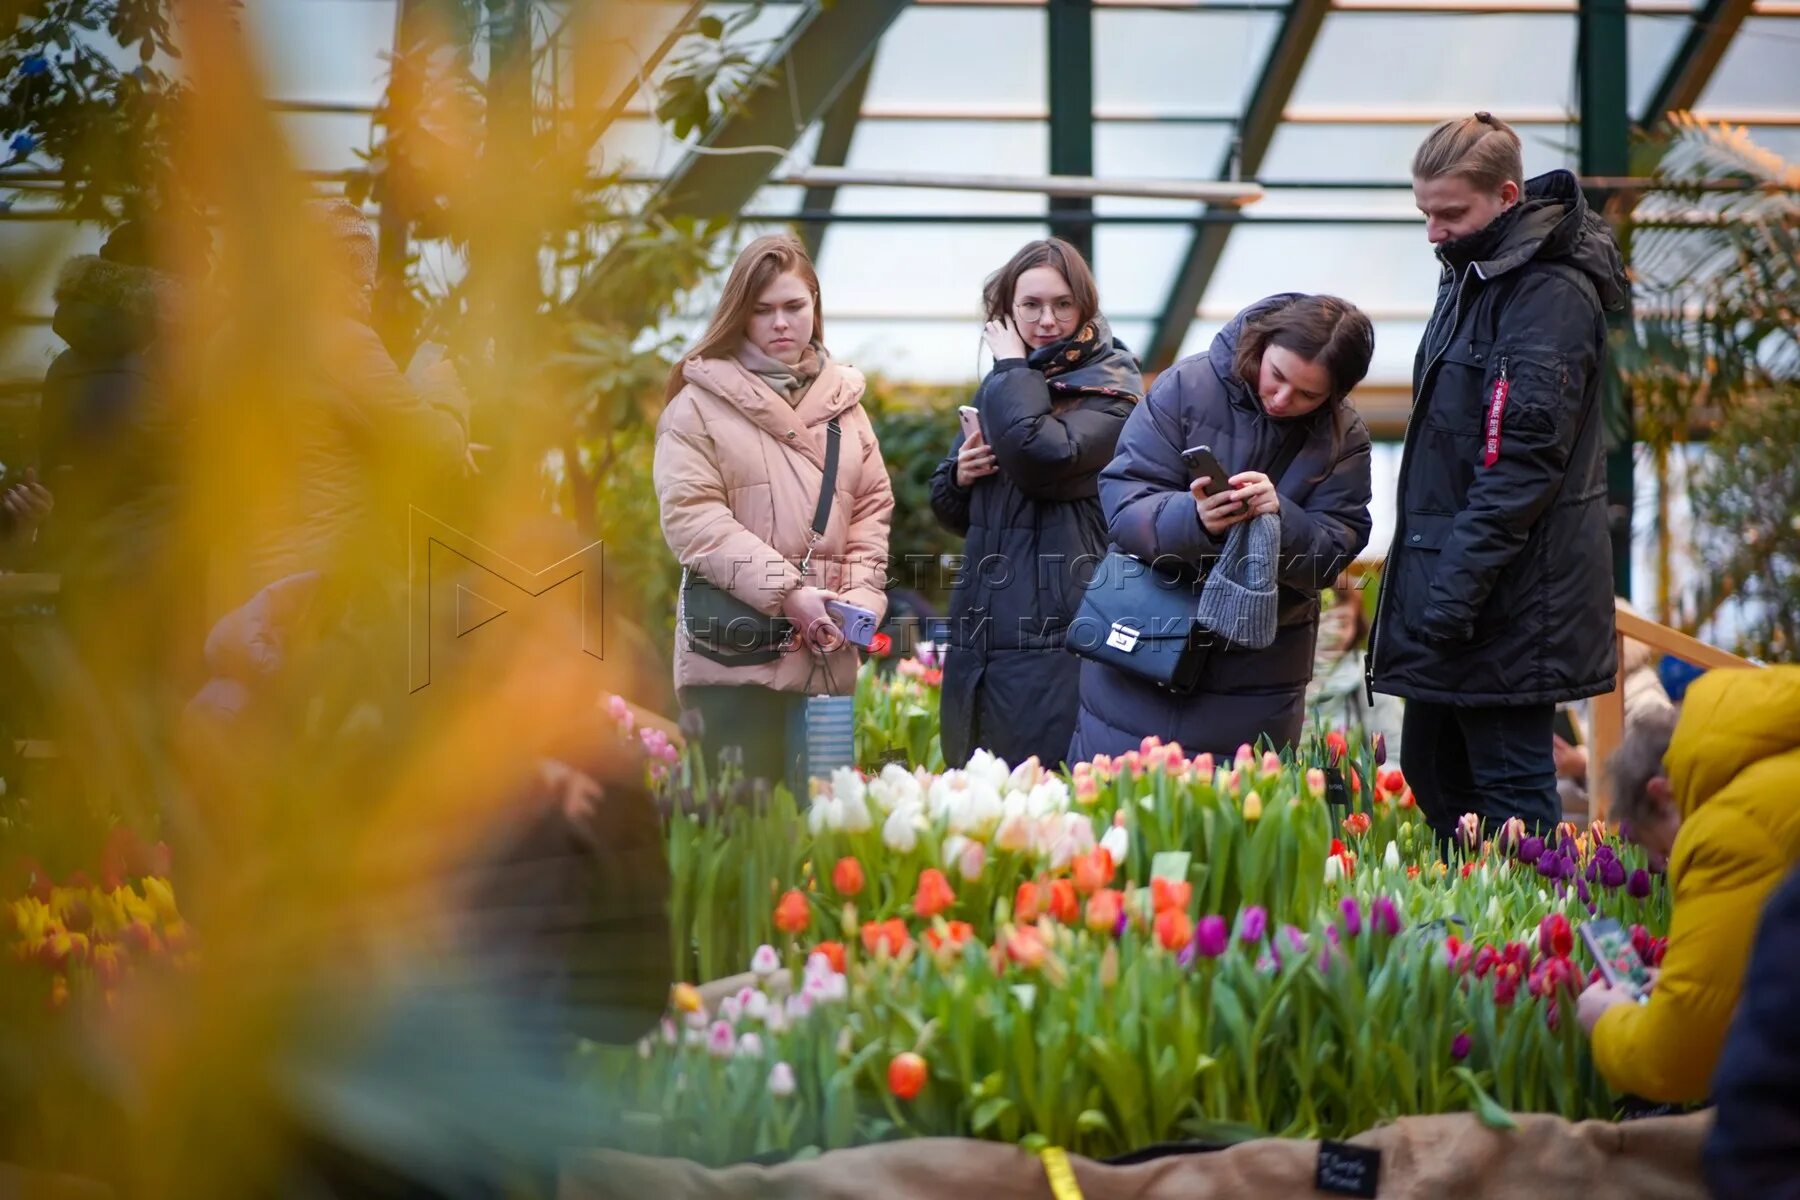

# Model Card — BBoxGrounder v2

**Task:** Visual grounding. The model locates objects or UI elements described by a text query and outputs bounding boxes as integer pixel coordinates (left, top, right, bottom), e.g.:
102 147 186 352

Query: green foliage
1 0 193 223
861 379 969 607
1620 118 1800 657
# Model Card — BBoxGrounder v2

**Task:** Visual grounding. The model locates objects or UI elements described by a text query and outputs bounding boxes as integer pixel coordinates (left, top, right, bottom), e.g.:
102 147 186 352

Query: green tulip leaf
1453 1066 1519 1130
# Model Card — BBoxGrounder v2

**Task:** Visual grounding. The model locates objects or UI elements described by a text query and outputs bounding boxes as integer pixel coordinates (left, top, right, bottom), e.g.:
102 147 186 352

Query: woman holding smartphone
928 238 1142 769
655 233 894 784
1068 293 1375 761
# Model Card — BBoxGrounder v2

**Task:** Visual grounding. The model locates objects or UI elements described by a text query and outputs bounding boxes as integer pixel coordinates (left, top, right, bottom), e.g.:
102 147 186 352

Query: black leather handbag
681 418 842 667
1066 423 1308 692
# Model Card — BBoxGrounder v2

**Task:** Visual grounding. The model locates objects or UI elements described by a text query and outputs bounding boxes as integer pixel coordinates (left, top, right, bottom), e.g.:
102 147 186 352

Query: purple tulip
1451 1032 1472 1061
1115 908 1131 938
1339 896 1363 938
1536 854 1558 880
1519 836 1544 864
1373 732 1387 767
1195 915 1229 958
1273 924 1307 966
1594 843 1617 864
1575 877 1592 905
1600 858 1626 889
1626 868 1652 899
1584 859 1599 884
1238 905 1268 944
1371 895 1403 937
1177 940 1198 969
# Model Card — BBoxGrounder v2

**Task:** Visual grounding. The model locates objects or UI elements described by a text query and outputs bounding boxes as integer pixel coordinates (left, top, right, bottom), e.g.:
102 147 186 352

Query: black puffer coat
928 316 1141 769
1368 170 1629 707
1068 296 1373 761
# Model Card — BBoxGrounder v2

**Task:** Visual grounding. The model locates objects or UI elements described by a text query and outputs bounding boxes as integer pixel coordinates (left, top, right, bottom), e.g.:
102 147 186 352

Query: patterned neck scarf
1023 313 1143 405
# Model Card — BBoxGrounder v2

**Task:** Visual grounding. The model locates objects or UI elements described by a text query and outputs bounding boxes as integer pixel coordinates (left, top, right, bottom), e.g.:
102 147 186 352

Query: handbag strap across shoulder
1264 419 1310 490
801 417 843 573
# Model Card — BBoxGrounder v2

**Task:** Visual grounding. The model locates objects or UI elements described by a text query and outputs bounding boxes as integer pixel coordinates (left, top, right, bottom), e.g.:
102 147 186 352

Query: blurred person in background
1577 667 1800 1103
929 237 1140 770
1368 113 1627 843
1070 293 1375 760
654 233 893 786
1704 864 1800 1199
1306 571 1403 756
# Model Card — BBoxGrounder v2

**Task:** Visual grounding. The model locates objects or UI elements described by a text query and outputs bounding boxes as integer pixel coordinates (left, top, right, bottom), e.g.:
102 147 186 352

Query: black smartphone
1180 445 1232 497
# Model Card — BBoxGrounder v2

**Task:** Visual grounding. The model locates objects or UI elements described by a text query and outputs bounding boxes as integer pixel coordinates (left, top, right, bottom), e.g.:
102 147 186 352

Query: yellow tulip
1243 791 1263 822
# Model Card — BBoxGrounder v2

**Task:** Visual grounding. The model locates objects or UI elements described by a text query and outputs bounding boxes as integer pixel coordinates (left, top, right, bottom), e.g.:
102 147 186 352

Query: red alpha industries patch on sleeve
1482 363 1510 466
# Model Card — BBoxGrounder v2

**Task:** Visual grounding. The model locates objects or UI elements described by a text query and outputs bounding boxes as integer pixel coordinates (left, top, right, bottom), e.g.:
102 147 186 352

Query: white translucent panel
275 112 376 173
594 116 693 176
1260 123 1578 184
242 0 397 105
743 184 803 216
1628 14 1693 117
826 319 992 386
1107 319 1155 362
1697 19 1800 113
1292 14 1577 113
864 8 1046 111
0 220 102 316
1094 10 1280 116
1092 226 1192 319
816 224 1048 319
1740 125 1800 163
1202 226 1442 316
835 120 1048 214
1095 122 1235 179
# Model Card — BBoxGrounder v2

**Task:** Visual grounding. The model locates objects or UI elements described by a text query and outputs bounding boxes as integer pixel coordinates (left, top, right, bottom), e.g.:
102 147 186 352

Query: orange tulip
1004 923 1048 969
1085 888 1124 933
1154 908 1194 952
812 940 847 974
774 889 812 934
832 856 865 897
913 868 956 920
1071 848 1114 896
861 918 911 958
1048 878 1079 925
1150 877 1192 915
1014 881 1041 923
924 920 975 955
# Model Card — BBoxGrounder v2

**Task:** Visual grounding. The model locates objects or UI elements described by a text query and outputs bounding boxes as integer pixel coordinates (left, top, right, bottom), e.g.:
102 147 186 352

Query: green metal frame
1144 0 1331 371
1579 0 1634 596
652 0 907 218
1048 0 1095 263
797 59 874 260
1640 0 1755 127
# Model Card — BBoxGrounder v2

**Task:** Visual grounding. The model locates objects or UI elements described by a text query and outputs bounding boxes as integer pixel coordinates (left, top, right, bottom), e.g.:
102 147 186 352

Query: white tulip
1383 842 1401 873
1325 855 1344 884
964 749 1012 791
745 990 771 1023
994 808 1033 853
1100 823 1130 866
737 1032 765 1059
1028 777 1071 816
750 944 780 978
1008 756 1045 793
830 766 867 808
883 804 921 854
768 1062 797 1097
958 839 988 882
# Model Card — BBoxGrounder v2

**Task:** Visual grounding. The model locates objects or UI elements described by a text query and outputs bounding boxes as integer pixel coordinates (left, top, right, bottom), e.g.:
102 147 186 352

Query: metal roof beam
652 0 907 218
1641 0 1755 125
1145 0 1330 370
797 58 873 260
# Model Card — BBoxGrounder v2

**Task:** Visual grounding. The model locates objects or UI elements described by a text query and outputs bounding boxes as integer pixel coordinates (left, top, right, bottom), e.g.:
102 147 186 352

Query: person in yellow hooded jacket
1578 665 1800 1102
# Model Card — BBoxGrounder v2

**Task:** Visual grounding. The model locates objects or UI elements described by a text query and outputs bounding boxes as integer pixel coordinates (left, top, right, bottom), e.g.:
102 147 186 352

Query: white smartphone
958 405 983 441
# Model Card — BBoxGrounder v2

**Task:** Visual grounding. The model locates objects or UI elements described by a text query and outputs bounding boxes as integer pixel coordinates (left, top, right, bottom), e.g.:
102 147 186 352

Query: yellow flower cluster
8 872 194 1011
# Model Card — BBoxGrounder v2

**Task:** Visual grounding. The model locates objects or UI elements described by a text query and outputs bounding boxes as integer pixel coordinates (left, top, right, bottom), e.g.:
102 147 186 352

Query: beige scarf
737 340 826 408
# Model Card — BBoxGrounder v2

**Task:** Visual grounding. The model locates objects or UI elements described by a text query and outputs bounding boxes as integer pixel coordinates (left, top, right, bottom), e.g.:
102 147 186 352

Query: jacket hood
1664 665 1800 820
1206 292 1308 415
1472 170 1629 312
51 255 180 356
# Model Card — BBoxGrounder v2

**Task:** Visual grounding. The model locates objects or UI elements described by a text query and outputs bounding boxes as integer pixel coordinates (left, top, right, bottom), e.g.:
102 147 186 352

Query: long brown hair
665 232 823 401
1231 294 1374 475
981 237 1099 328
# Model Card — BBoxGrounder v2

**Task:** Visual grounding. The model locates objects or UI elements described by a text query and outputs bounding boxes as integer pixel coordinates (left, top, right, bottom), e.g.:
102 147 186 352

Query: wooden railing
1588 597 1759 820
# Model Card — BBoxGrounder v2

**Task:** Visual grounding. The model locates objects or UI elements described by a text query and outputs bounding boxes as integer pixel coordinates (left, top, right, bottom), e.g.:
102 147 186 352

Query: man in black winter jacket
1367 113 1628 839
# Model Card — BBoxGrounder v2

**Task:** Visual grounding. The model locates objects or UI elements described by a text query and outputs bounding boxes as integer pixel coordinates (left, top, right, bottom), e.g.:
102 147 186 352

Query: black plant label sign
1315 1140 1380 1197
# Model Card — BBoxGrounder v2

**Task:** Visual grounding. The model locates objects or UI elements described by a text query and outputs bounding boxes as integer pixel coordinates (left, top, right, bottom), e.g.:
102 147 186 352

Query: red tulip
913 869 956 920
1539 912 1573 959
1325 729 1349 763
1150 877 1192 915
774 889 811 935
861 918 911 957
887 1051 927 1100
832 856 865 897
924 921 974 955
1071 848 1114 896
1014 881 1042 923
1154 908 1194 952
1048 879 1079 925
812 940 847 974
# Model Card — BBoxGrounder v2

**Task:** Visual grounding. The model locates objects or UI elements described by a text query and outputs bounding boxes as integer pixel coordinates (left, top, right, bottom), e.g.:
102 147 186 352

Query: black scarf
1436 201 1530 270
1023 313 1143 405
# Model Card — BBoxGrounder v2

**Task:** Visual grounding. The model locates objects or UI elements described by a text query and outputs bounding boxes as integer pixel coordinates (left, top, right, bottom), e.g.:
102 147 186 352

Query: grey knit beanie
1195 511 1281 649
307 198 378 290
